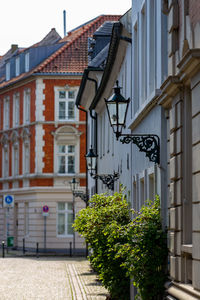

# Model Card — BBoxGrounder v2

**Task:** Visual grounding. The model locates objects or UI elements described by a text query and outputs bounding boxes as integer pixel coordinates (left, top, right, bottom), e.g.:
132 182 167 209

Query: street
0 257 108 300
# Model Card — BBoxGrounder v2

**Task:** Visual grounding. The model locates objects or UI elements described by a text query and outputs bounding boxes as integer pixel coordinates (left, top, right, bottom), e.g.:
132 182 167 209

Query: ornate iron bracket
73 191 88 203
92 172 119 191
120 134 160 164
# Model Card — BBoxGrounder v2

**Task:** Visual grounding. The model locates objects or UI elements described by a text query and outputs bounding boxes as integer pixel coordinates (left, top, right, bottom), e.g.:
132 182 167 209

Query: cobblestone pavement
0 257 109 300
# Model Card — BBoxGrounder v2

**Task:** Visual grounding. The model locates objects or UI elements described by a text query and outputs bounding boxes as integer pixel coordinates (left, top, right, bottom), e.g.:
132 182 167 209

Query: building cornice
158 76 182 108
158 49 200 108
166 281 200 300
0 172 86 183
0 120 86 135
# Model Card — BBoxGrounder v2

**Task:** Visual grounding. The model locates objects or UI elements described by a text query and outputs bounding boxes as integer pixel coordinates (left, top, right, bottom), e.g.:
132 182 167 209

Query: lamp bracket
120 134 160 164
73 191 88 203
92 172 119 191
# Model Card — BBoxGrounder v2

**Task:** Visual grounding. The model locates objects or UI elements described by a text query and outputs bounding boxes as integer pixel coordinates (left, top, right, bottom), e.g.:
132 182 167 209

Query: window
15 56 20 76
23 142 30 174
148 173 155 201
57 202 73 236
13 93 20 127
3 146 9 178
58 145 75 174
25 52 29 72
22 128 30 174
13 144 19 176
23 89 30 124
6 62 10 81
12 131 19 176
58 90 76 121
3 96 10 129
133 24 139 113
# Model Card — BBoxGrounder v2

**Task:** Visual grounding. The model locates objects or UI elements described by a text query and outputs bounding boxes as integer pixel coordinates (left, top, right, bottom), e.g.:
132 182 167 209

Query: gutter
75 67 102 107
89 22 123 110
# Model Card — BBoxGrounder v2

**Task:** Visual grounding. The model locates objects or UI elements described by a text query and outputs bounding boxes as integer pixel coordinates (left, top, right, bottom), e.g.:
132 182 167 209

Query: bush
73 191 131 300
116 196 168 300
74 193 168 300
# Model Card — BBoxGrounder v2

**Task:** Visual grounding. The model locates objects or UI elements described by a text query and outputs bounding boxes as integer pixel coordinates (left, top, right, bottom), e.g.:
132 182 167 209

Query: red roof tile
0 15 120 90
34 15 121 74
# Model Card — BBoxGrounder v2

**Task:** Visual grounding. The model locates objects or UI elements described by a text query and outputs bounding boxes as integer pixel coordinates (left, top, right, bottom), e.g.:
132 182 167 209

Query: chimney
63 10 66 37
11 44 18 53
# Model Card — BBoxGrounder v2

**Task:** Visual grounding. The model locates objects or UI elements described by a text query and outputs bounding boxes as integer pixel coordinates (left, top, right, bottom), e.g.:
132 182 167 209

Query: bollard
36 242 39 258
86 242 88 258
2 241 5 258
23 238 25 255
69 242 72 257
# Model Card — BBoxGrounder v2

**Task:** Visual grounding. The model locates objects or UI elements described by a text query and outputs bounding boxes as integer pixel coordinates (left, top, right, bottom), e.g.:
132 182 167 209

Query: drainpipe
86 75 98 194
76 105 89 204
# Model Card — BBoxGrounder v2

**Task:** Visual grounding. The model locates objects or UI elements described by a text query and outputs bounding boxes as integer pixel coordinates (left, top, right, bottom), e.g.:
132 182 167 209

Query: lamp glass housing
105 81 130 137
69 177 79 192
85 147 97 172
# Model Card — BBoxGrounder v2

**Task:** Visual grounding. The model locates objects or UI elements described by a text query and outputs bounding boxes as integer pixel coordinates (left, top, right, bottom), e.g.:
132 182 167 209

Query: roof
93 21 116 37
88 43 110 68
35 15 121 74
0 15 120 90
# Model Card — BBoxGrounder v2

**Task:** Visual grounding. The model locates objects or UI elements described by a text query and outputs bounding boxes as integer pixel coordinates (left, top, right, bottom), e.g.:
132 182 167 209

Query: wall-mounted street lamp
104 81 160 164
85 147 119 191
69 177 88 204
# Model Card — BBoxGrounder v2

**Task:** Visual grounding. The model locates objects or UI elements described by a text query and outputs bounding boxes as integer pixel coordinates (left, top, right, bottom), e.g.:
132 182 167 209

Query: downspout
76 105 89 204
86 75 98 194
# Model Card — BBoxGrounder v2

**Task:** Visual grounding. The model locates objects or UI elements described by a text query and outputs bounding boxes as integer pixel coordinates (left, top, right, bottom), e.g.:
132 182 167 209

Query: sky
0 0 131 55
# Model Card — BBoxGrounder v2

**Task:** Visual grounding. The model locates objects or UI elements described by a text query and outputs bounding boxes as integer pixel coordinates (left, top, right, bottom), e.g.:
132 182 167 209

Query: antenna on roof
63 10 66 37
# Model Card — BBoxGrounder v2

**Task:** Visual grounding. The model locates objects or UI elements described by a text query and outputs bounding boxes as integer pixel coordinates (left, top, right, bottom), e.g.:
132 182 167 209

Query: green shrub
73 191 131 300
116 196 168 300
74 193 167 300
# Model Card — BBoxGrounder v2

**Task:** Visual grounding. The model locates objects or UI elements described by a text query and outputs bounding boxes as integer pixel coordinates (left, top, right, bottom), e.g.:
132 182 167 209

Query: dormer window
15 56 20 76
25 52 29 72
6 62 10 81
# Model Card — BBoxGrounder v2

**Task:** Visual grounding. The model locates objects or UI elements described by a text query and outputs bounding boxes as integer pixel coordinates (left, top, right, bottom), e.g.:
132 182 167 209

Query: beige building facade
159 1 200 298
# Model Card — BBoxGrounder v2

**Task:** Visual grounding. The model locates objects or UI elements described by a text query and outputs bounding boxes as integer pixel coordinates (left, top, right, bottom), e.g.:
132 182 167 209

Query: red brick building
0 15 120 252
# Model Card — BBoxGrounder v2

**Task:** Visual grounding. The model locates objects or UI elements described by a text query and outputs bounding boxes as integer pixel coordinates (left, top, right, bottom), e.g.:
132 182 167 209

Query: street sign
42 205 49 217
3 195 14 207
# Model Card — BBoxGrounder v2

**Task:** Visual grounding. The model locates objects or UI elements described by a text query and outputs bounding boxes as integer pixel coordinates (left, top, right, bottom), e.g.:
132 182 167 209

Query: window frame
13 92 20 127
12 142 19 176
15 56 20 76
23 88 30 124
57 202 73 237
57 144 76 174
3 96 10 129
25 52 29 72
6 62 10 81
3 145 9 178
55 87 78 122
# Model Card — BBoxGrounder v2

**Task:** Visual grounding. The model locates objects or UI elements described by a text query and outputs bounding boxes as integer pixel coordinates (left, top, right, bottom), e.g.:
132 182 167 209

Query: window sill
57 235 73 238
181 244 193 254
128 89 160 131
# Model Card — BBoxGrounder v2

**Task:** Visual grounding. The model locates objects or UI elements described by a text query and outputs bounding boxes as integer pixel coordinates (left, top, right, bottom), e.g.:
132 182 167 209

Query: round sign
43 205 49 213
5 195 13 205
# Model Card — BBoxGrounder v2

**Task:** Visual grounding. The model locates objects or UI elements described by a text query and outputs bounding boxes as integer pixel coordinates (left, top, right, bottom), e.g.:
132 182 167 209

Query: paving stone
0 257 109 300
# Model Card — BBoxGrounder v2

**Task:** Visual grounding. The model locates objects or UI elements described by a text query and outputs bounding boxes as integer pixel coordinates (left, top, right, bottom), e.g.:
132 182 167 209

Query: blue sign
5 195 13 205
